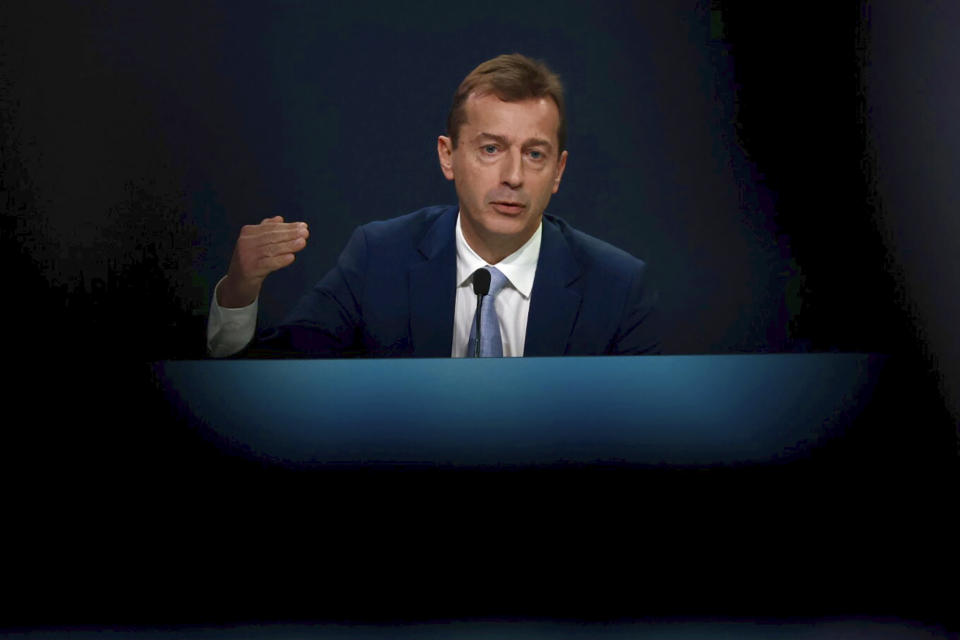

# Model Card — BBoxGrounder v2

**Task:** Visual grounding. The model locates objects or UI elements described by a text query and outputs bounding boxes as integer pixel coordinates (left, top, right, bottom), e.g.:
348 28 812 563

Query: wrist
218 274 262 309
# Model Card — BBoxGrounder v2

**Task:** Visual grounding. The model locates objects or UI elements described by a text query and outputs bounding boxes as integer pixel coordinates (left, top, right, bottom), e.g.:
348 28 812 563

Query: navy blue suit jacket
250 205 659 357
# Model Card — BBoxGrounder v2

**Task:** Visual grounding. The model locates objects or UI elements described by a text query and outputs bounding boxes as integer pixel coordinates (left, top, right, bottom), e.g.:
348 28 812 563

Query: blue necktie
467 266 509 357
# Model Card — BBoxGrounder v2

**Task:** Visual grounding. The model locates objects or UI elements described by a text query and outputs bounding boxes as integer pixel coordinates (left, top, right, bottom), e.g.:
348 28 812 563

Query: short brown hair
446 53 567 152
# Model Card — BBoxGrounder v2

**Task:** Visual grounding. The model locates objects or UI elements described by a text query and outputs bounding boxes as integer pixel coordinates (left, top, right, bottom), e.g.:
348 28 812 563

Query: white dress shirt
206 211 542 358
451 213 540 357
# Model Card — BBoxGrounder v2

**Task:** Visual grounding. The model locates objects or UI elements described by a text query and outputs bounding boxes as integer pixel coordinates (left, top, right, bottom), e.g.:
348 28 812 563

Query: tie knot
482 266 509 297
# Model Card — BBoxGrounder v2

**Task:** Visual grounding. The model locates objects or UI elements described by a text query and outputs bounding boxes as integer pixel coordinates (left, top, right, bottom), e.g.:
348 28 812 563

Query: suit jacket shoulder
359 205 454 251
546 214 648 274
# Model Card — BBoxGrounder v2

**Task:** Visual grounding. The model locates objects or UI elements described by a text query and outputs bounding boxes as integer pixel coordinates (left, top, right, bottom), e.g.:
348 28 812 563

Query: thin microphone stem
474 294 483 357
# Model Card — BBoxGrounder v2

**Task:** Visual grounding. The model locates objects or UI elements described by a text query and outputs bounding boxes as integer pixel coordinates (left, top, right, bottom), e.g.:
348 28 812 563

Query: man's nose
500 148 524 188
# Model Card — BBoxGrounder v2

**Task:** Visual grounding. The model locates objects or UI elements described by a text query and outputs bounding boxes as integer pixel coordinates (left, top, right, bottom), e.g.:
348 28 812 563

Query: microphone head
472 268 491 296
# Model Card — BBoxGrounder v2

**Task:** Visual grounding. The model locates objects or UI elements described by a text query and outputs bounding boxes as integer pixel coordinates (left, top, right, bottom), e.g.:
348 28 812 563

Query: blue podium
152 354 886 467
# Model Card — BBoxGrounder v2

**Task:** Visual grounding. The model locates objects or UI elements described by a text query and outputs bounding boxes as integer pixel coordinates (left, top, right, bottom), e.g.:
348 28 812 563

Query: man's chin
483 216 537 239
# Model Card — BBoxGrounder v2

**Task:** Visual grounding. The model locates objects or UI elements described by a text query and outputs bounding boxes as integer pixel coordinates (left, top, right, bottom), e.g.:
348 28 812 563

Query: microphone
472 268 491 357
473 268 491 296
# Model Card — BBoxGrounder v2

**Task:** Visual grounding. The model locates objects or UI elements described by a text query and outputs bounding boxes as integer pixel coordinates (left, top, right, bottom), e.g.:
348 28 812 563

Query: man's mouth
490 201 527 215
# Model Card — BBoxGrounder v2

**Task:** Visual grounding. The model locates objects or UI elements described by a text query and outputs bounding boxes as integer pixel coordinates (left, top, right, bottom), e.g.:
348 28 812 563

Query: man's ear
551 150 568 194
437 135 455 181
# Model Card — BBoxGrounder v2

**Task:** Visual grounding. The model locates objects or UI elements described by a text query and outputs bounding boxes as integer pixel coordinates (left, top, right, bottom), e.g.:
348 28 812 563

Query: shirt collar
455 211 542 298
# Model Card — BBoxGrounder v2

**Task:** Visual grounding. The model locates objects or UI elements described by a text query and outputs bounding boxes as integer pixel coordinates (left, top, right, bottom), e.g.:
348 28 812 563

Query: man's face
438 92 567 259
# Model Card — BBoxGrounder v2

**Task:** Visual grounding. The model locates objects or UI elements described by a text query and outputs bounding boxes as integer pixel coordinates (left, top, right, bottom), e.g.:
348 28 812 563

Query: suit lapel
524 217 583 357
408 207 458 357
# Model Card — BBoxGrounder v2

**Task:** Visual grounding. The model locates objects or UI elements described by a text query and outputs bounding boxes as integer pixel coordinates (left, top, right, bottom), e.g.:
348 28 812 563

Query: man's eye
529 150 543 160
483 145 498 154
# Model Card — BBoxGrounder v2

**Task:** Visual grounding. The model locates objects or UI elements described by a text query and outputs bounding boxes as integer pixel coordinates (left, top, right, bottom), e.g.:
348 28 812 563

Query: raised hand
217 216 310 308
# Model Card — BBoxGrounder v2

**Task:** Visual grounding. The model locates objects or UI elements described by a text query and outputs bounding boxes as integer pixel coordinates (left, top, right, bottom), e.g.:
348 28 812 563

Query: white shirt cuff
207 276 258 358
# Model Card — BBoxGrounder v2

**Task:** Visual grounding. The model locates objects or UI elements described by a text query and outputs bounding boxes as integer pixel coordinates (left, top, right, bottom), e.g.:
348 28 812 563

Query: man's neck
460 216 541 265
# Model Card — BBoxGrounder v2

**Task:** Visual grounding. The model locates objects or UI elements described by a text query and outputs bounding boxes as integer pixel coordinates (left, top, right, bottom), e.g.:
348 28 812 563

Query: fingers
258 252 297 272
240 220 307 237
238 224 308 252
261 234 308 257
242 221 307 240
239 226 308 253
254 234 307 273
230 218 309 282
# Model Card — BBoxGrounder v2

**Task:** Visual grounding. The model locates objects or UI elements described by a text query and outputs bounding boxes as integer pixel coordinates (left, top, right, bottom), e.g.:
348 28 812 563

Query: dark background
2 0 932 358
2 0 958 633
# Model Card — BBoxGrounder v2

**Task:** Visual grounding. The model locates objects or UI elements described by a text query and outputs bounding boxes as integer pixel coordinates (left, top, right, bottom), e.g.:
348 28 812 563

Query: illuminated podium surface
8 353 954 629
153 353 890 468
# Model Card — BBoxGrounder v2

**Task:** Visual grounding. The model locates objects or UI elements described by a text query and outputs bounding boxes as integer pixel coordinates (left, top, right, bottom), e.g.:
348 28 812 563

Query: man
208 53 659 358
